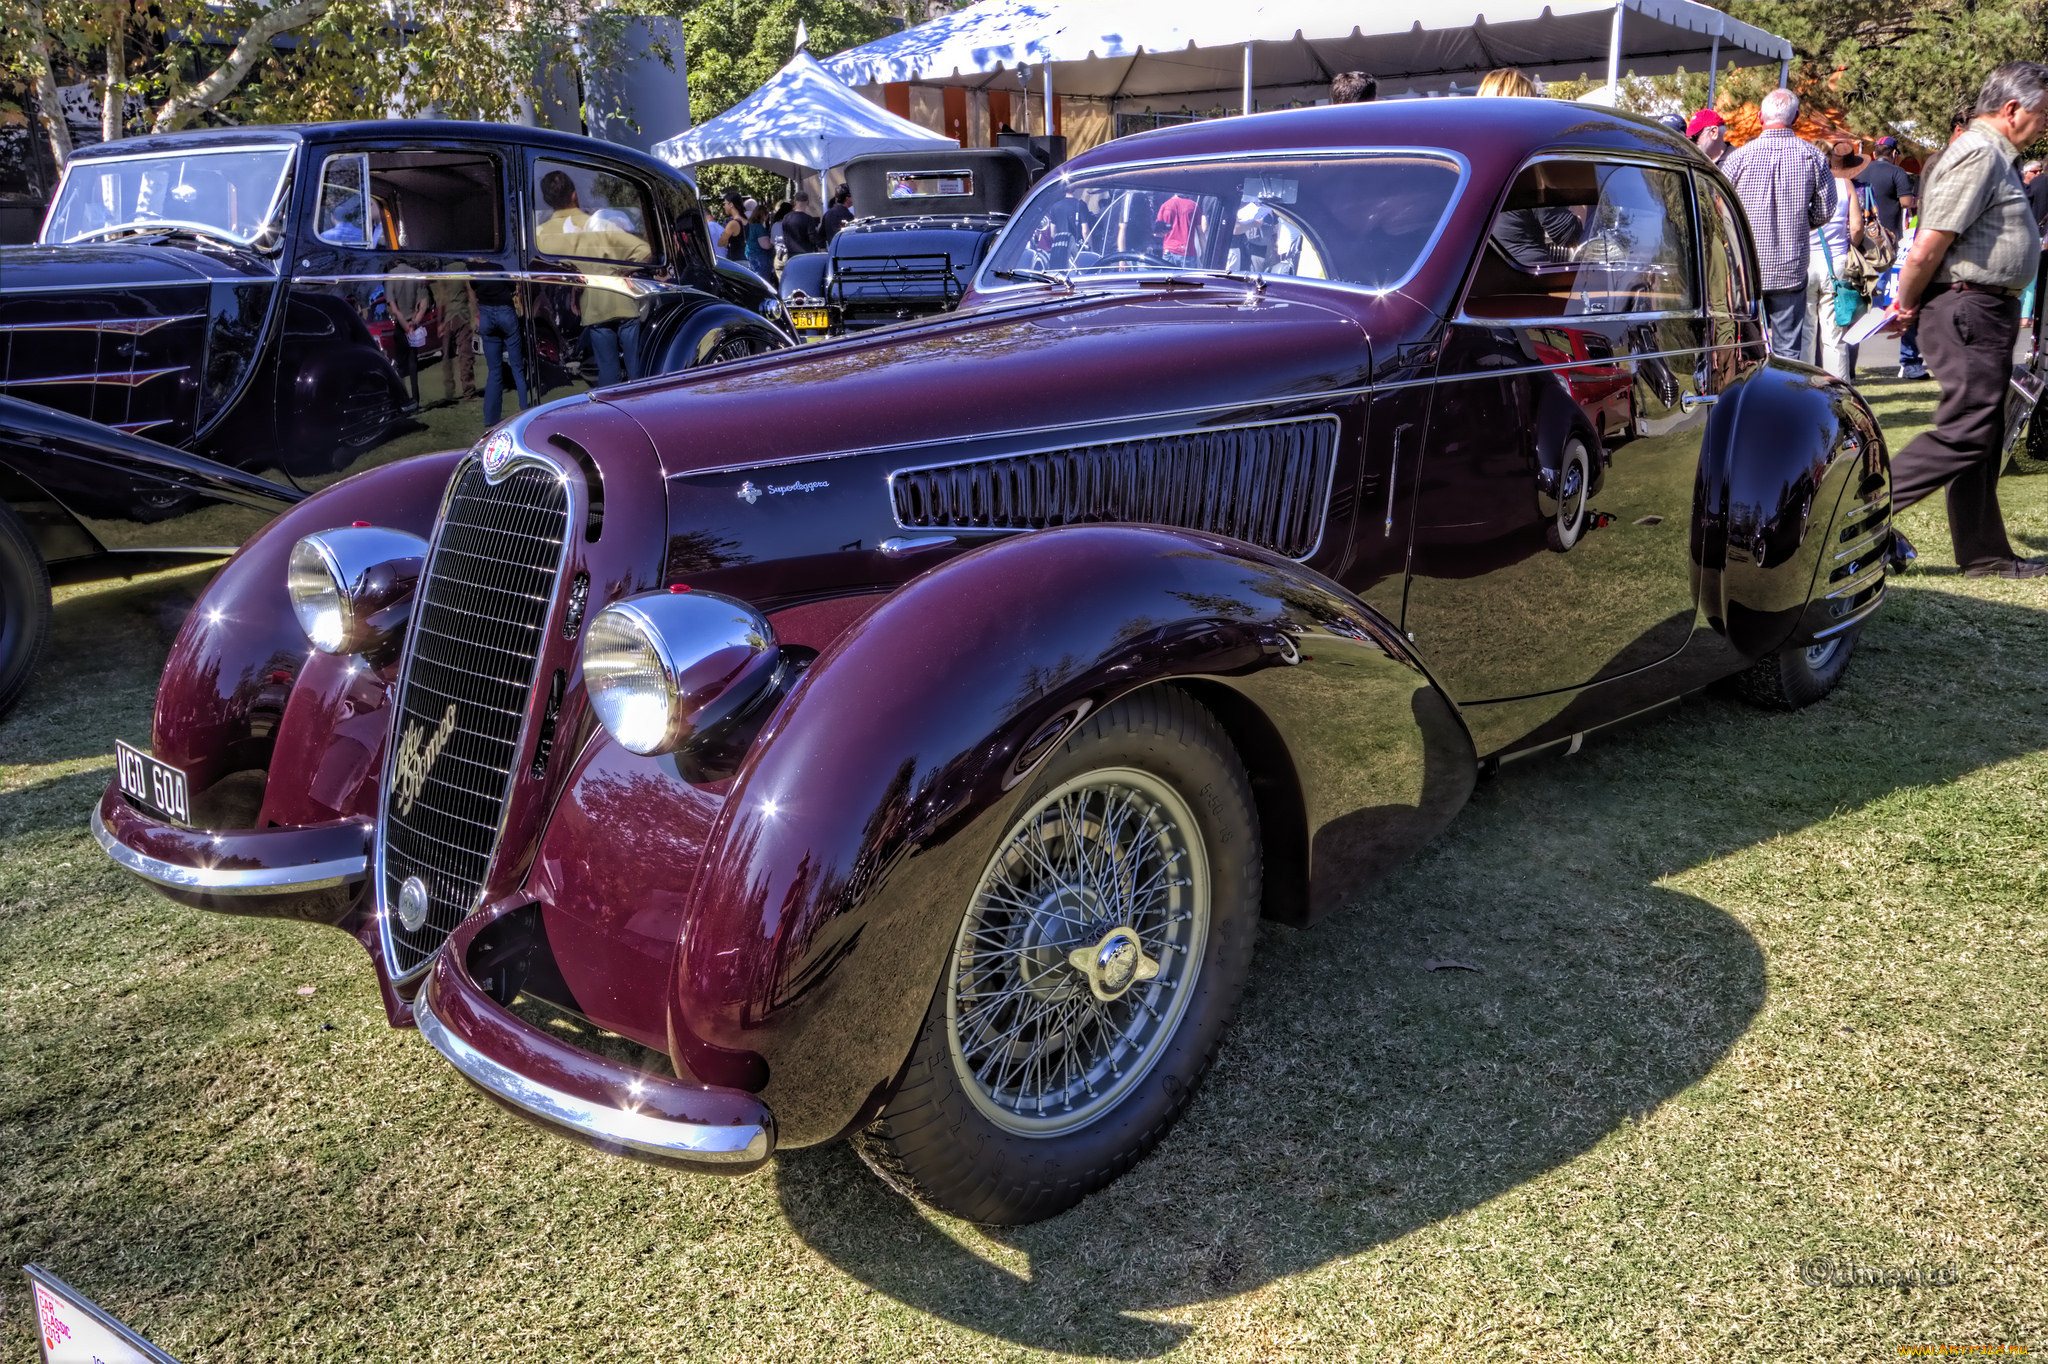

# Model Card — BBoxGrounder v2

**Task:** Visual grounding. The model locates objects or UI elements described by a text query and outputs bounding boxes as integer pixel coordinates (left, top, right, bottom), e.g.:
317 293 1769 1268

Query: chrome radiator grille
379 460 568 977
888 417 1340 560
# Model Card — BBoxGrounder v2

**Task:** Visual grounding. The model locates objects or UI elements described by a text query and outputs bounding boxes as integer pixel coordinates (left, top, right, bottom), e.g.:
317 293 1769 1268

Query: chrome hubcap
946 769 1210 1136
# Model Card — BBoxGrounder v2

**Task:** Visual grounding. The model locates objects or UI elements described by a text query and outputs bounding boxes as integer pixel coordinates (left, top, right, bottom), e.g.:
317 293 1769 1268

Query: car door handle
1681 391 1719 413
1385 423 1413 537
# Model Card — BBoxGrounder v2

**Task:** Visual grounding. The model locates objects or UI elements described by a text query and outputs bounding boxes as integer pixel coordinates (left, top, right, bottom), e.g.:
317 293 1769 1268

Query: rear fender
1697 362 1888 657
647 301 791 375
670 525 1475 1145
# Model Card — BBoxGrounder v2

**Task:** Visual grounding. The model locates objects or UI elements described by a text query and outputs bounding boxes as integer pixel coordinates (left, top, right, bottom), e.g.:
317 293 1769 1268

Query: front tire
1732 625 1860 710
0 500 53 720
852 686 1260 1224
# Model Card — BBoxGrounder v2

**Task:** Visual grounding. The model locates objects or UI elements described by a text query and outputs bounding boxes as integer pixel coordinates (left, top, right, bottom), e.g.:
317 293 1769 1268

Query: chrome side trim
413 989 770 1163
92 806 367 894
0 366 186 390
0 314 205 335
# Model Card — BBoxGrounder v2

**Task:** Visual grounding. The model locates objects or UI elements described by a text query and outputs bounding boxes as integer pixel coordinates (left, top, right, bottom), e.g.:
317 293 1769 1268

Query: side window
1463 160 1698 320
1700 179 1755 319
313 150 502 251
532 158 657 266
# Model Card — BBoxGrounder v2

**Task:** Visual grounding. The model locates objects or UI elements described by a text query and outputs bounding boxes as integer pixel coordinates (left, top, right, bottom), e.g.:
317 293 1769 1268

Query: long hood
599 287 1372 479
0 240 275 293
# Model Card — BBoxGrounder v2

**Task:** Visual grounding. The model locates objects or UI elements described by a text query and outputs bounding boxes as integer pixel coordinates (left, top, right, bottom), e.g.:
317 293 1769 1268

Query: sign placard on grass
24 1265 179 1364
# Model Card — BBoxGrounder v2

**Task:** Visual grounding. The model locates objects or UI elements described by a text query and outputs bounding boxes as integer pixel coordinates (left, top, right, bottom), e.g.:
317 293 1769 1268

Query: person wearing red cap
1688 108 1728 165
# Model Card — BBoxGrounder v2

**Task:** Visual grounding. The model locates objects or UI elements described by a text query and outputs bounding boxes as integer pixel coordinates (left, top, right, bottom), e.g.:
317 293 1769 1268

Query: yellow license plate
789 308 833 331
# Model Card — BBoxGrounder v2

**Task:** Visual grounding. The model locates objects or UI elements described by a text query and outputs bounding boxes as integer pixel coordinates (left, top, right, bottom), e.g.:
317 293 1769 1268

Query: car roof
1064 96 1702 176
65 120 690 186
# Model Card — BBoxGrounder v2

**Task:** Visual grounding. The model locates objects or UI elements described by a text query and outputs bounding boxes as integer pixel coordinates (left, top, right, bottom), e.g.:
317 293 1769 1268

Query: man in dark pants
1891 61 2048 579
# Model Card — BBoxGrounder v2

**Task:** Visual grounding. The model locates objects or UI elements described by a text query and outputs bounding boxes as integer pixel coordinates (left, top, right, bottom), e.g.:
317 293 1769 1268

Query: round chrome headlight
286 526 428 655
582 590 782 755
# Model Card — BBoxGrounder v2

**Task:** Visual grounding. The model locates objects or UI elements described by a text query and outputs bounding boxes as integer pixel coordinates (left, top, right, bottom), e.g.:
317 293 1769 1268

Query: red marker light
669 584 691 593
351 520 371 528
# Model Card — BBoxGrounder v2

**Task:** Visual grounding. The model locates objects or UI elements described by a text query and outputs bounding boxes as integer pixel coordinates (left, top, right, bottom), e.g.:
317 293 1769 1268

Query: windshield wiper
992 267 1071 289
65 219 249 250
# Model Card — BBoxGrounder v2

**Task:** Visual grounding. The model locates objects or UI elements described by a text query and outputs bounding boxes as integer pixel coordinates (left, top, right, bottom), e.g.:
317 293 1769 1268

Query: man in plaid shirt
1721 89 1836 359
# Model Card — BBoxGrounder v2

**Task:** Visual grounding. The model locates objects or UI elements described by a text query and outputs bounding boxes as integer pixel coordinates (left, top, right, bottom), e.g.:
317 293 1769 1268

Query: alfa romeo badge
480 430 516 481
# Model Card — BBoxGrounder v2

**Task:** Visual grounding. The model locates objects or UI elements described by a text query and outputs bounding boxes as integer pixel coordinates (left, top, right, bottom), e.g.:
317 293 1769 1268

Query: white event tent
652 49 955 179
826 0 1793 135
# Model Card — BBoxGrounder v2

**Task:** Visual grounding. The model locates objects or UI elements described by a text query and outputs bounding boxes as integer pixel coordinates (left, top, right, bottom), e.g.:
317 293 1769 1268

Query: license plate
115 740 190 824
789 307 833 331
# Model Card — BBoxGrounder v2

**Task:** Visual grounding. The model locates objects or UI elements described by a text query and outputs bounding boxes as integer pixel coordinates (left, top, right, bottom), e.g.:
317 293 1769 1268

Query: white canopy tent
826 0 1792 120
652 50 955 178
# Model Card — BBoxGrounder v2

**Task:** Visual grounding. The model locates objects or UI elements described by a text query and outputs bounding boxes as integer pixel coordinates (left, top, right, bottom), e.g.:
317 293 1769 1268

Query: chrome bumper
92 806 366 894
413 989 770 1164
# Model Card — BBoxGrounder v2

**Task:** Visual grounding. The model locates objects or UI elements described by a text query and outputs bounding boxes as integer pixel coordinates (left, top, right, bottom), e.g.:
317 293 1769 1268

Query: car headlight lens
288 537 349 652
285 526 428 655
583 590 782 756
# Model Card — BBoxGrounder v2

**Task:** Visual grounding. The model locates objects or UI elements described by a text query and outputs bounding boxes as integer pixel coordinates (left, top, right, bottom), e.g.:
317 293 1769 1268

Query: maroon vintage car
96 99 1889 1225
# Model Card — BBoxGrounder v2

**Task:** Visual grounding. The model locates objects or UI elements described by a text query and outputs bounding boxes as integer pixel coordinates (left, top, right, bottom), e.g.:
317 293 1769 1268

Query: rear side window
1463 159 1698 320
531 158 658 265
1699 178 1756 320
314 150 503 251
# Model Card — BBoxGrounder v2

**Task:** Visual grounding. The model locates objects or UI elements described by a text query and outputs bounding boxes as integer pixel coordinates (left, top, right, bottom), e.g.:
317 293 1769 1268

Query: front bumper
417 902 775 1170
93 782 370 922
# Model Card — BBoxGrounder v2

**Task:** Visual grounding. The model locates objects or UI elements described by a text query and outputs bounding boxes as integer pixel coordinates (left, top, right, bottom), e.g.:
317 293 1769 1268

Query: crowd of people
715 183 856 286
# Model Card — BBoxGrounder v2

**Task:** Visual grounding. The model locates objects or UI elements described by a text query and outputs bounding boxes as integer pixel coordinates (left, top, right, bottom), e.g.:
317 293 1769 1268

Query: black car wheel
852 686 1260 1225
0 501 53 720
1732 625 1860 710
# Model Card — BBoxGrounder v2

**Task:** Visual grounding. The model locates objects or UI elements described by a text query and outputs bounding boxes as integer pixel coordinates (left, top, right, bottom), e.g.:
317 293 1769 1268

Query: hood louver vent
887 416 1339 560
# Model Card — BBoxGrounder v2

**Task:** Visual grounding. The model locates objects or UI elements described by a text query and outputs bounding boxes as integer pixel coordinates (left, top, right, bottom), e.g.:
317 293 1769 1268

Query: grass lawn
2 374 2044 1362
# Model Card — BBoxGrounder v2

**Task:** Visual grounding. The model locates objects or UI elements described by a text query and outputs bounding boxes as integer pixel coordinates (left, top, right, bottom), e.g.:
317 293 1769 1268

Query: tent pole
1606 3 1623 101
1778 56 1789 88
1707 33 1719 105
1044 64 1054 135
1243 42 1253 115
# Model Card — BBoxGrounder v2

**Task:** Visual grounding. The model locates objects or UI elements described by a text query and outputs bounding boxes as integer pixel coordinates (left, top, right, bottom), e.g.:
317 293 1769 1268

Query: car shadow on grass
771 581 2048 1357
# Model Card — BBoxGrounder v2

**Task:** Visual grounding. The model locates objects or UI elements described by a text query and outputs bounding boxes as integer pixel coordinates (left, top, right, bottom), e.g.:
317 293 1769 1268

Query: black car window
531 158 658 266
1699 177 1755 320
313 150 502 252
1464 159 1698 320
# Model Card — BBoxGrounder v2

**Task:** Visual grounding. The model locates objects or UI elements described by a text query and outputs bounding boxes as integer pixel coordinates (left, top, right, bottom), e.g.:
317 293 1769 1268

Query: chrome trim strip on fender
0 314 206 335
91 806 367 894
412 989 771 1163
0 366 187 390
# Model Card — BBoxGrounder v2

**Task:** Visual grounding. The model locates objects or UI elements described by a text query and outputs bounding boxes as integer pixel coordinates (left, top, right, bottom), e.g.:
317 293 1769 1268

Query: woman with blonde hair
1477 68 1536 98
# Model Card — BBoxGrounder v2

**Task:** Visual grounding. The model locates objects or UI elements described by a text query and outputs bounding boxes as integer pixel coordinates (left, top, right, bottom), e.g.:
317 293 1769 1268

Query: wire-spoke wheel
854 685 1260 1225
946 769 1211 1137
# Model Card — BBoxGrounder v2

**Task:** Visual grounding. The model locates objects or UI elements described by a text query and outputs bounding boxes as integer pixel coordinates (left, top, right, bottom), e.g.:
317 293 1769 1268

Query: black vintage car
0 120 792 715
780 144 1045 339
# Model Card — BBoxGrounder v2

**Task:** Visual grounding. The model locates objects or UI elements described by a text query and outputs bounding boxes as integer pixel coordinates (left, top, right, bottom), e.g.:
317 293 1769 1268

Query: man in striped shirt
1720 89 1837 359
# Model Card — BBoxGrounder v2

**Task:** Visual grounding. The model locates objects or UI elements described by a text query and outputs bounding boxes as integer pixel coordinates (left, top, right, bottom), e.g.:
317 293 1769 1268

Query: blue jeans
1900 321 1923 367
585 321 625 388
478 304 528 425
1762 287 1808 362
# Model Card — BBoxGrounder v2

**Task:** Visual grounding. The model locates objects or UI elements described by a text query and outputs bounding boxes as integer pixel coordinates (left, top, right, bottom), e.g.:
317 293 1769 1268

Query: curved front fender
671 525 1475 1145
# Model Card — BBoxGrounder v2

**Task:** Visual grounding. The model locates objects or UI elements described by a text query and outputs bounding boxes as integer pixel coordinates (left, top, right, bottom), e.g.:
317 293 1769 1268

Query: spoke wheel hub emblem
396 875 430 932
1069 927 1160 1002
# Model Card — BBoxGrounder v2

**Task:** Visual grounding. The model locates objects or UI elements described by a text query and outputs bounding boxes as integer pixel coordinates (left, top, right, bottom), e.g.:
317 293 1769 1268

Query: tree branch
151 0 332 133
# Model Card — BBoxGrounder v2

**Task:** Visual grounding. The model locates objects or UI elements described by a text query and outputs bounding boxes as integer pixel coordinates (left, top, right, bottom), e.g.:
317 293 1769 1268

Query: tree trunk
103 15 127 144
151 0 332 133
26 18 73 169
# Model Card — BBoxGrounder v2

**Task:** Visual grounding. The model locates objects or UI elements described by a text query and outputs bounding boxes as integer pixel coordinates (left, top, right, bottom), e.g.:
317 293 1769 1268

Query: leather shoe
1887 528 1918 573
1962 557 2048 579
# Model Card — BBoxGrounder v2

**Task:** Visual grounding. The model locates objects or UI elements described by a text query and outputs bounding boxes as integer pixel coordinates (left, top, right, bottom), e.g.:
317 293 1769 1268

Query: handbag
1819 234 1866 329
1846 186 1897 282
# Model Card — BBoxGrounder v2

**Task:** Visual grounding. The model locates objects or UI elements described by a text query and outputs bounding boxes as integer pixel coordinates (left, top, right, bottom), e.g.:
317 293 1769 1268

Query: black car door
1403 155 1713 711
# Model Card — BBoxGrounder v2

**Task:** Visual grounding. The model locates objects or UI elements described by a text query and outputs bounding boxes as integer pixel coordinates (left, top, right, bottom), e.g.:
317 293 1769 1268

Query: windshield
982 152 1465 292
41 146 294 247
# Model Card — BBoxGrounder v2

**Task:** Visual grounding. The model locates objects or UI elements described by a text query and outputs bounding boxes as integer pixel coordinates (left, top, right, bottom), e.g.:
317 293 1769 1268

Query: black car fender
1695 361 1889 657
645 299 793 374
671 524 1477 1146
777 252 829 305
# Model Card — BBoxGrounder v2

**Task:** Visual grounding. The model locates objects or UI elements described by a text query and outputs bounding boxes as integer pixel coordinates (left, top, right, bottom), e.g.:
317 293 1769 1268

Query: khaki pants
442 313 476 401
